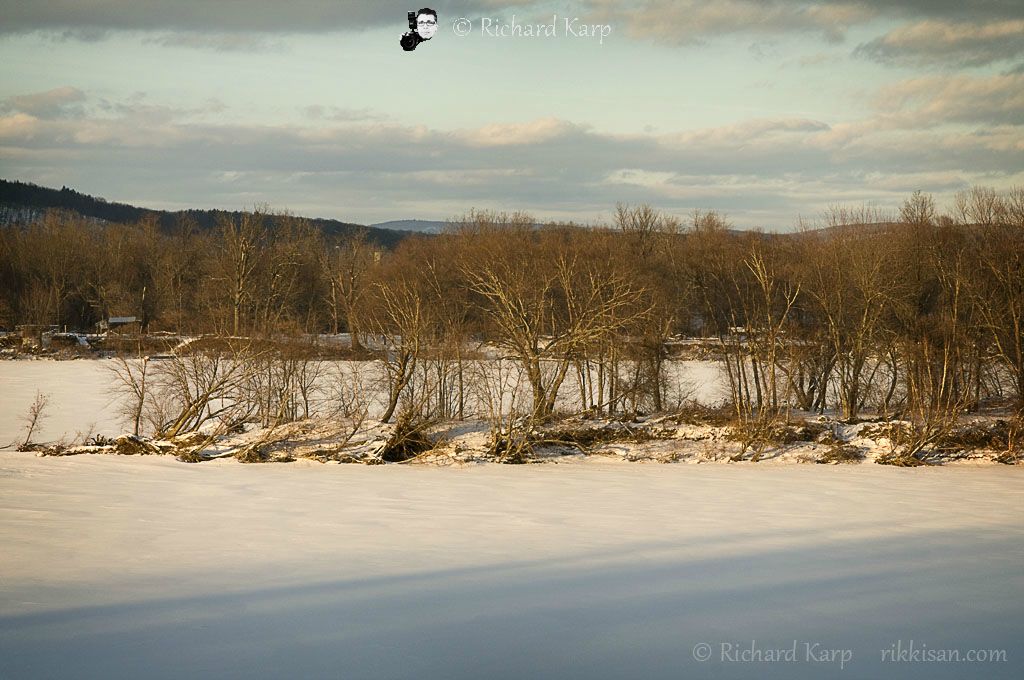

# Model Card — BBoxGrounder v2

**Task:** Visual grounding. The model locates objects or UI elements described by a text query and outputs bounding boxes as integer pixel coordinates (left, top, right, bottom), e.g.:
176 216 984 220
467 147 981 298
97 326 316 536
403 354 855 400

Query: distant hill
0 179 413 248
372 219 582 233
371 219 448 234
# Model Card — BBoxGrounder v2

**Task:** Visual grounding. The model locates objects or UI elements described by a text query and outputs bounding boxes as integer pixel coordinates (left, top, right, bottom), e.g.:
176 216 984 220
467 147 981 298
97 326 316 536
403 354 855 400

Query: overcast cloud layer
0 1 1021 228
4 1 1022 34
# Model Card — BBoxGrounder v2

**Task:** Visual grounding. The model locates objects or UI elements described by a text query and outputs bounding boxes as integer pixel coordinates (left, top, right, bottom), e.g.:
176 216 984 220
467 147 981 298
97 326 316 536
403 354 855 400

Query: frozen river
0 358 729 446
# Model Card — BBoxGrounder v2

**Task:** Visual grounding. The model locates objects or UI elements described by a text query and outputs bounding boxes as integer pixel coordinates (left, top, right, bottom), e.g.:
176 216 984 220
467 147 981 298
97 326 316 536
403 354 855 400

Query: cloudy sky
0 1 1021 229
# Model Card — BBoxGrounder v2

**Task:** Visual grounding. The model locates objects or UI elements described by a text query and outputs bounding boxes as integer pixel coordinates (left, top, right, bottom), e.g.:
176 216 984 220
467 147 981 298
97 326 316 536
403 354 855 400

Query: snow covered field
1 454 1022 679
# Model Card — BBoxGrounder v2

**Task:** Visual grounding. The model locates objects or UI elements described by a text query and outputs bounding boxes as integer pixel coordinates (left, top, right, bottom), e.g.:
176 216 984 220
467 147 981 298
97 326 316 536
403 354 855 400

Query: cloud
589 0 876 46
301 106 388 122
1 87 1021 228
0 1 548 36
792 52 840 67
854 0 1023 22
5 0 1021 69
856 19 1024 67
1 86 86 118
583 1 1024 54
459 117 586 147
665 118 832 146
874 73 1024 127
143 32 288 52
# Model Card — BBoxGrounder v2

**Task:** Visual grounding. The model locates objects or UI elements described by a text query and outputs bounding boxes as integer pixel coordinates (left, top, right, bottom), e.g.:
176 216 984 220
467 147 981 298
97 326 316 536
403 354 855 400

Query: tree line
1 187 1022 431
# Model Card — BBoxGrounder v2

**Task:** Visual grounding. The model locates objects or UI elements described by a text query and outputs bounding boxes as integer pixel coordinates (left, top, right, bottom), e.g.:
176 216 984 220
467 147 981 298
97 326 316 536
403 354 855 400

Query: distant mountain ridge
0 179 415 248
371 219 448 234
2 179 901 245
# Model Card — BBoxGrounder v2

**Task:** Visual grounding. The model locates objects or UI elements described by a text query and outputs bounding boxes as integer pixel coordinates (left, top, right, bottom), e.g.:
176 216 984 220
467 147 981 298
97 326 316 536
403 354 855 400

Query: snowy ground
1 454 1022 679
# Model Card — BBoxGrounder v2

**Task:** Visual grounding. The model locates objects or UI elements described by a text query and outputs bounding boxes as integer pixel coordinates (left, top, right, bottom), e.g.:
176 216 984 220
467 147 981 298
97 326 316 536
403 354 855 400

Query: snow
1 454 1021 679
0 359 728 447
0 359 121 446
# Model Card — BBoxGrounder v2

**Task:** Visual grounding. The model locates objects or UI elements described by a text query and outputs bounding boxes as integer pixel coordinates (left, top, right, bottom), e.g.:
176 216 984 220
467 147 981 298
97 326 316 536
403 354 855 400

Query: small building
97 316 140 334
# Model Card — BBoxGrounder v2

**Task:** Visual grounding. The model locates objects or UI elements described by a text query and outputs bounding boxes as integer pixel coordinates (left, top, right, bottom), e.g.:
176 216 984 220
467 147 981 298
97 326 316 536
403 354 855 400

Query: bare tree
18 391 50 450
614 204 685 413
961 186 1024 412
457 215 648 420
213 211 266 336
879 192 981 464
469 357 535 462
107 356 150 436
361 252 433 423
150 340 263 439
321 228 374 350
799 206 902 420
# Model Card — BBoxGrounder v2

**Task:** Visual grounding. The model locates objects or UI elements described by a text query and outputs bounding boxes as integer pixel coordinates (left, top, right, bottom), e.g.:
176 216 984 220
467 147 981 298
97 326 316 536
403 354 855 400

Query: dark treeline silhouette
0 179 409 247
2 187 1023 434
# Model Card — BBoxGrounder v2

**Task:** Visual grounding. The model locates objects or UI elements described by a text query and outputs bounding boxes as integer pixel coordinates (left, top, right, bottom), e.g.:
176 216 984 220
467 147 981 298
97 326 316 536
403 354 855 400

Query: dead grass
379 412 435 462
817 444 865 465
876 452 933 467
937 420 1021 454
234 443 295 463
727 417 829 461
859 422 913 442
176 448 207 464
113 435 162 456
667 401 734 427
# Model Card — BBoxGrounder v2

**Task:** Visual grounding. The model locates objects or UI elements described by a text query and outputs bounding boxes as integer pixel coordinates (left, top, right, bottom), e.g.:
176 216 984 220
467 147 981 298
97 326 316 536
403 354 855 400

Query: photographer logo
401 7 437 52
